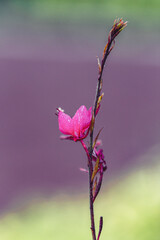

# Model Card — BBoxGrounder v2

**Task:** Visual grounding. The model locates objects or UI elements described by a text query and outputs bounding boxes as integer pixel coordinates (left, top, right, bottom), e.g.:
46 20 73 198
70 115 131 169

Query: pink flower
57 105 92 141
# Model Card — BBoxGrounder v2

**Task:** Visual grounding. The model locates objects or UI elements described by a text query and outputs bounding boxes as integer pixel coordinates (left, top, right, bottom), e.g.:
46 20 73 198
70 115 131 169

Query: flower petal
73 105 92 138
58 111 73 135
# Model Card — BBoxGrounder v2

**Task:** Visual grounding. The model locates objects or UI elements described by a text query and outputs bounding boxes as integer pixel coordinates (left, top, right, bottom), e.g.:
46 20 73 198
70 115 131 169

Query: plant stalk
80 140 96 240
82 19 127 240
88 160 96 240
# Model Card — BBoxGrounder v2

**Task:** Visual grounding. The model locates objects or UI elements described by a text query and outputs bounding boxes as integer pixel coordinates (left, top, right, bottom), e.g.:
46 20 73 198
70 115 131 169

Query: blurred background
0 0 160 239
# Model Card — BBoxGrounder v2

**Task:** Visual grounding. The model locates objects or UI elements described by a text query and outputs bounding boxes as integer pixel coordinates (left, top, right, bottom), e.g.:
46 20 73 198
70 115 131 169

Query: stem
80 140 90 160
89 161 96 240
93 172 103 203
88 27 113 240
80 140 96 240
82 19 127 240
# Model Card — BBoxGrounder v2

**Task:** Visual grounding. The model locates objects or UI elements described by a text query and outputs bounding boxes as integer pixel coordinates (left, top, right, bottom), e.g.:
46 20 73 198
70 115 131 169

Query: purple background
0 23 160 210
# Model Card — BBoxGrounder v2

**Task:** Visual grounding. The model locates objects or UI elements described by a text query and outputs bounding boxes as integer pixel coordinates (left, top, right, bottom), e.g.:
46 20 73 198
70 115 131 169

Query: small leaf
103 43 108 59
108 40 115 54
99 92 104 103
91 157 99 182
99 78 103 92
93 128 103 149
96 92 104 111
92 177 97 196
97 217 103 240
97 57 101 74
93 172 103 202
90 113 95 133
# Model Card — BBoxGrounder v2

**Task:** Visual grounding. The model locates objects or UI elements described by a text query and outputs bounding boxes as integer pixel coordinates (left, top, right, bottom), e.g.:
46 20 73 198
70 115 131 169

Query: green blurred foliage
0 163 159 240
0 0 159 30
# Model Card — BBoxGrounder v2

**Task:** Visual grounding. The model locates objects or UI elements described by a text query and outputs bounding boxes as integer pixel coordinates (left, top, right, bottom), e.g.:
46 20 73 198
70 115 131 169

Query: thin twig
88 19 127 240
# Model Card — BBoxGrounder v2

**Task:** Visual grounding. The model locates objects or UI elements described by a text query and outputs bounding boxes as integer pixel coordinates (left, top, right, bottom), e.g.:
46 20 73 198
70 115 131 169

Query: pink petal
72 105 92 138
80 106 92 132
58 111 73 135
60 135 73 140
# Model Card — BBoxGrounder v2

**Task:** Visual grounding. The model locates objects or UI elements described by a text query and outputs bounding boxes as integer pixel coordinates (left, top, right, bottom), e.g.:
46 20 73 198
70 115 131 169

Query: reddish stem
81 19 127 240
80 140 90 160
80 140 96 240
